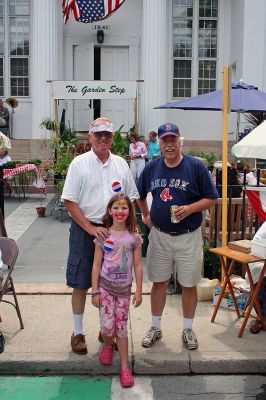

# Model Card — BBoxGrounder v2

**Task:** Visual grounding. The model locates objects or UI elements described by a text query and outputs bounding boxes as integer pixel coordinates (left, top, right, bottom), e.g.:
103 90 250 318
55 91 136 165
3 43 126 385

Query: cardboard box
212 286 250 311
228 240 251 253
251 239 266 258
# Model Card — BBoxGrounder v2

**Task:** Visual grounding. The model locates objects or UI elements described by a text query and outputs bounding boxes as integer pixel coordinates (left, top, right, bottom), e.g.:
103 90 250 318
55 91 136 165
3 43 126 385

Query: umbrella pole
236 112 240 142
221 67 229 279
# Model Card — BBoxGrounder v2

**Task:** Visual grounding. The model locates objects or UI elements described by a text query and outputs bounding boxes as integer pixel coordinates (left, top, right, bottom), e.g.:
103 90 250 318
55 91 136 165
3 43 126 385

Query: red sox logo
165 124 172 131
160 188 172 202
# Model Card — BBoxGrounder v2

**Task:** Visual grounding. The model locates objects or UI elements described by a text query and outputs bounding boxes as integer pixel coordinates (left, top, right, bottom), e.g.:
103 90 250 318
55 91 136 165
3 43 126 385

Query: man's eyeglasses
93 131 113 139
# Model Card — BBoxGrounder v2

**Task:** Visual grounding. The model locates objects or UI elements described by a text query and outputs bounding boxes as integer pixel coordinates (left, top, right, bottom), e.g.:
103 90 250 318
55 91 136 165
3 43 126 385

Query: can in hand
170 205 179 223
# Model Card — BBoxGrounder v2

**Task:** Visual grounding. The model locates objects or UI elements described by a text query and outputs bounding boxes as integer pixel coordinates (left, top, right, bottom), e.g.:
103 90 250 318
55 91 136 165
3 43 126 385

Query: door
101 47 133 132
73 44 94 131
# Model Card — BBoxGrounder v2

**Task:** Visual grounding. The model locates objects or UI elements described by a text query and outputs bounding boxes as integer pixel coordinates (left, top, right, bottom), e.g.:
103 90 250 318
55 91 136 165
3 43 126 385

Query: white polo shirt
61 150 139 223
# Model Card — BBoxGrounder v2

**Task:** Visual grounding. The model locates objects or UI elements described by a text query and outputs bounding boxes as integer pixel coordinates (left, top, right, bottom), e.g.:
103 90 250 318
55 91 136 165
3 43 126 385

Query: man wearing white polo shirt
62 117 138 354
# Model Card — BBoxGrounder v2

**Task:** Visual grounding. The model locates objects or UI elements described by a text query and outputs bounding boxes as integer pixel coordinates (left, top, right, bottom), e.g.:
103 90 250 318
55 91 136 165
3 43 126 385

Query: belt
154 225 191 236
134 156 143 159
90 222 104 227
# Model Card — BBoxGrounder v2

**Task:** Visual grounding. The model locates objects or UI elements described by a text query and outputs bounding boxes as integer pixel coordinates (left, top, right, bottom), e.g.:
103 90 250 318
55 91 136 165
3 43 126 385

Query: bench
204 198 256 245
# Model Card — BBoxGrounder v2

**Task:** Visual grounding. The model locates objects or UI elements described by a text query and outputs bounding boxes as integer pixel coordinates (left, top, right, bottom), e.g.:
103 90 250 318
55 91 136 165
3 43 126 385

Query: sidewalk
1 294 266 375
1 194 266 375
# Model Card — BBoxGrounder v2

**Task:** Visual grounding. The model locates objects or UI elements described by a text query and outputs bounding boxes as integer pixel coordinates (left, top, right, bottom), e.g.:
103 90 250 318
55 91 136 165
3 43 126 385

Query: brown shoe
71 334 87 354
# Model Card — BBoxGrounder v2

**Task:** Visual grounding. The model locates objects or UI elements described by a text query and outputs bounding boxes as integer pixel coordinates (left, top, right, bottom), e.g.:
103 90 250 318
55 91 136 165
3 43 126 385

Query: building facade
1 0 266 158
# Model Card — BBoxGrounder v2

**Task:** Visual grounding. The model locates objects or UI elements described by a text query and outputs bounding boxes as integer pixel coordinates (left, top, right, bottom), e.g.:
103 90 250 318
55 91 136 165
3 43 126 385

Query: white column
32 1 63 139
139 0 167 136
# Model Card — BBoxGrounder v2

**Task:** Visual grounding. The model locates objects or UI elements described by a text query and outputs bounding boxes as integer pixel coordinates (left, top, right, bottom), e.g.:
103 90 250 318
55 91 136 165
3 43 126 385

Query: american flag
62 0 126 24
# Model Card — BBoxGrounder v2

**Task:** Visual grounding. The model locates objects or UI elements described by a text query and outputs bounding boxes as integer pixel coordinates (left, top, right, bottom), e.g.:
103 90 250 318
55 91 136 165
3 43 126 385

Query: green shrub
203 245 221 280
186 150 218 166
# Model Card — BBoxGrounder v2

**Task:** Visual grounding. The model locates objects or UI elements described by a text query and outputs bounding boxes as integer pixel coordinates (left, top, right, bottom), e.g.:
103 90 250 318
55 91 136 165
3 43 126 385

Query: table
3 164 46 198
210 246 266 337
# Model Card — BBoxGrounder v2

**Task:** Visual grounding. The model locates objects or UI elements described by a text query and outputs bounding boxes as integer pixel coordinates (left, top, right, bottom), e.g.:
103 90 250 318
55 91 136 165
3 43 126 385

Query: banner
245 187 266 222
52 81 136 100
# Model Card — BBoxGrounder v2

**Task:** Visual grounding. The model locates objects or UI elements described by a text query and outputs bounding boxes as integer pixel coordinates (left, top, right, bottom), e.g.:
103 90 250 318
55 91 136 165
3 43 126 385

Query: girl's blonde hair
103 193 139 233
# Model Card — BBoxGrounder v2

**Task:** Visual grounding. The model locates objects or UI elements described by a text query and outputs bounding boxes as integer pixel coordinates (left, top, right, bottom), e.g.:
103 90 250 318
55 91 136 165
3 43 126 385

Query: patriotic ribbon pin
112 181 122 192
104 240 114 252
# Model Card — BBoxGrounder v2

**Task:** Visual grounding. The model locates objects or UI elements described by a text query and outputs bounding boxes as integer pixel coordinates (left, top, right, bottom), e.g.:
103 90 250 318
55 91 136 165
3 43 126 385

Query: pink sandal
99 346 113 365
119 369 134 387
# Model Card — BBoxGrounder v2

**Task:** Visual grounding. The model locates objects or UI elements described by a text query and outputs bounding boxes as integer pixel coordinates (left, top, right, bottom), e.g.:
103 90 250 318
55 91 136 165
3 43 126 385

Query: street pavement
0 194 266 376
1 375 266 400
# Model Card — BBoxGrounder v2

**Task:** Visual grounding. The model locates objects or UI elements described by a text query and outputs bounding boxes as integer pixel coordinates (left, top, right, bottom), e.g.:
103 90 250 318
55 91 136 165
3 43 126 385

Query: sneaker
71 333 87 354
182 328 198 350
119 369 134 388
99 346 113 365
141 327 162 348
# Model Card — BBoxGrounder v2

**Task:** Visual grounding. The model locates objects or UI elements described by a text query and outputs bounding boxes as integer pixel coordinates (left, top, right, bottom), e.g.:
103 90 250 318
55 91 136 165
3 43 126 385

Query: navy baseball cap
158 123 180 139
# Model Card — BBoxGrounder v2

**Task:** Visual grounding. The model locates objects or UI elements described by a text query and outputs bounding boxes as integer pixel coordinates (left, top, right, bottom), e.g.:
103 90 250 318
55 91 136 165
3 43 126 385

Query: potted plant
36 192 46 217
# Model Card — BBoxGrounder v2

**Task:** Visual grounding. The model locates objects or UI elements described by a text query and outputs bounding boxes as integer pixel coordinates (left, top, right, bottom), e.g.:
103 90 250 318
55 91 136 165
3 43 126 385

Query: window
0 0 30 98
172 0 218 98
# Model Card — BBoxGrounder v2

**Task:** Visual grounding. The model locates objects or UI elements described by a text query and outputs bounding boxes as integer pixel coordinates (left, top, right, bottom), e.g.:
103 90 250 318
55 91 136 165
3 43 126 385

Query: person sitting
245 221 266 334
0 146 13 196
216 165 242 198
0 100 9 137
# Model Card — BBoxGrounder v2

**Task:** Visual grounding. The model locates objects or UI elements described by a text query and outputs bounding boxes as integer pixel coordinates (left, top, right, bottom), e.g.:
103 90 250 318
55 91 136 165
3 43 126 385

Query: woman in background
129 131 147 181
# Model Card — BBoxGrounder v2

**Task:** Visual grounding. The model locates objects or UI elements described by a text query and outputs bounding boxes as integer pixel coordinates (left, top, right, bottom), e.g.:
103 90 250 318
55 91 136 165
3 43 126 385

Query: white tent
231 120 266 159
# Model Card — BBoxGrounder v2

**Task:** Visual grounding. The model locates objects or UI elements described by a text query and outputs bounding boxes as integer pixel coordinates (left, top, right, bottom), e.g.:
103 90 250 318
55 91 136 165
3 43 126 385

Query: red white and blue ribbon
104 239 114 252
112 181 122 192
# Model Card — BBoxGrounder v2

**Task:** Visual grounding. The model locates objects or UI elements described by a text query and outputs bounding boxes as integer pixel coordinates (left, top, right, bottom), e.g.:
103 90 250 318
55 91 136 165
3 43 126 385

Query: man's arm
173 198 216 223
136 198 152 229
64 200 108 241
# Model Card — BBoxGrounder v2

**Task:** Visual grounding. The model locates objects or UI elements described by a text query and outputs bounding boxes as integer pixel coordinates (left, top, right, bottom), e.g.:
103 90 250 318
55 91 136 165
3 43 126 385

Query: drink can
170 205 179 223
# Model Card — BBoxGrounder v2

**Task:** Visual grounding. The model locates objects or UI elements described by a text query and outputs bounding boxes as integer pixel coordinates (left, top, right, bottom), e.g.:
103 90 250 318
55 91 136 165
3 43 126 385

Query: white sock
183 317 193 330
152 315 162 330
73 314 84 336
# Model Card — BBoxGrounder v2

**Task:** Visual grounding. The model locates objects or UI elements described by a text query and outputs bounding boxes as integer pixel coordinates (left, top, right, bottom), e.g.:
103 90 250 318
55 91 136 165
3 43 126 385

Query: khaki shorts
146 226 203 287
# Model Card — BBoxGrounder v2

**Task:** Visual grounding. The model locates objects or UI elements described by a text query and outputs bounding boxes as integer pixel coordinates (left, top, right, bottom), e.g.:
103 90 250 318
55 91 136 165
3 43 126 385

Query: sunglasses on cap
93 131 113 139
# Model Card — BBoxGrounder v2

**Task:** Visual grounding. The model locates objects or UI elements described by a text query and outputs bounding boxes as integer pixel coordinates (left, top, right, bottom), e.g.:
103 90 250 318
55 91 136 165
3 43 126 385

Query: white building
2 0 266 159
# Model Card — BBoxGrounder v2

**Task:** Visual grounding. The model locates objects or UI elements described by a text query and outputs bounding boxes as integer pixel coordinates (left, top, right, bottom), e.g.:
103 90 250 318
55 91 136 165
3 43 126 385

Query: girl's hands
132 292 142 307
91 294 101 308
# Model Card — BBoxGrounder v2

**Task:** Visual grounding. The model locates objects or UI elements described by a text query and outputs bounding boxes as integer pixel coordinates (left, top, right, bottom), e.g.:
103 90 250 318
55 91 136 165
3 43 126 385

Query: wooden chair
205 198 256 245
0 237 24 329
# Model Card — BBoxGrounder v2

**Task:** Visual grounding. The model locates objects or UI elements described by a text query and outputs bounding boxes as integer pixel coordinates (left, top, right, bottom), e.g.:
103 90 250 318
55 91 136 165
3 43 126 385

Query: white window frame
0 0 31 99
171 0 221 99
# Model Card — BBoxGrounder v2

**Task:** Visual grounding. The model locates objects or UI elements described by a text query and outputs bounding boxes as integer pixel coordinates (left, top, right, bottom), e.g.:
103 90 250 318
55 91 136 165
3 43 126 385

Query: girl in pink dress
91 193 143 388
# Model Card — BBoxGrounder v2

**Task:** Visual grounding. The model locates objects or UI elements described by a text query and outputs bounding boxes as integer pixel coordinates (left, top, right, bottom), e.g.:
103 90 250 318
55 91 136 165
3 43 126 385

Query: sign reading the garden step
52 81 137 100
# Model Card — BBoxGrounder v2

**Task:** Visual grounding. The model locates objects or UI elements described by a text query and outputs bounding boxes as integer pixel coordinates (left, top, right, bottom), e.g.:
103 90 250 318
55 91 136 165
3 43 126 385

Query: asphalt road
0 375 266 400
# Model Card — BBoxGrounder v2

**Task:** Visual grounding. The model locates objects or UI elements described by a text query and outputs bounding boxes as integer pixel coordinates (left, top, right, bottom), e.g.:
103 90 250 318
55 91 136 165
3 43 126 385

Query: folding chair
0 237 24 329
